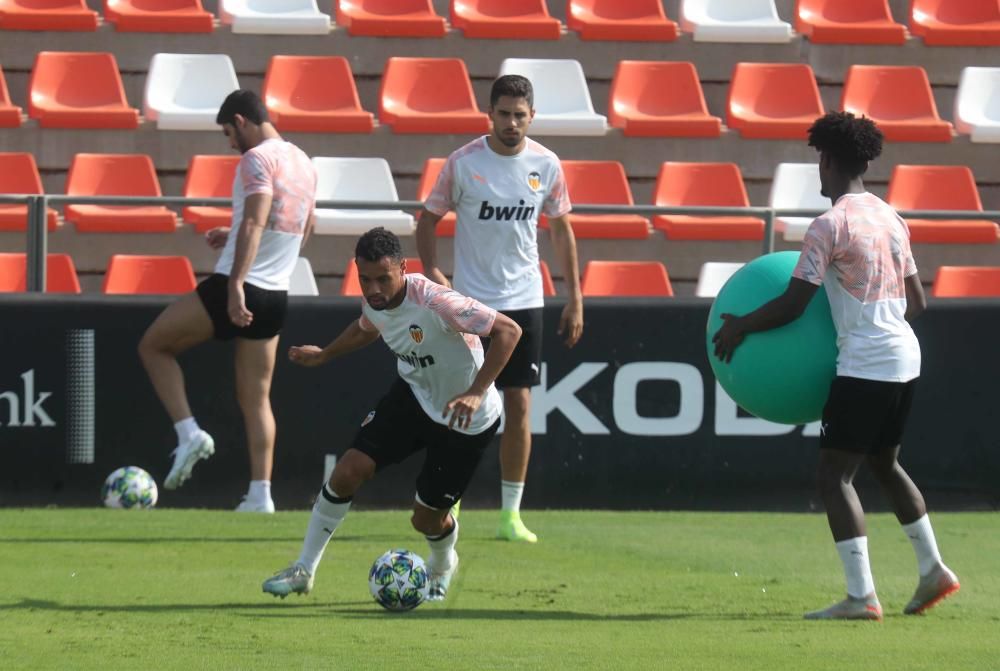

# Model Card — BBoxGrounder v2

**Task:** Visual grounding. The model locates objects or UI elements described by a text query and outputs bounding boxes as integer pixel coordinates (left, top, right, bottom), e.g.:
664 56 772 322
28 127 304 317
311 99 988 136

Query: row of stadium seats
3 252 998 299
3 54 997 142
2 152 997 244
1 0 997 46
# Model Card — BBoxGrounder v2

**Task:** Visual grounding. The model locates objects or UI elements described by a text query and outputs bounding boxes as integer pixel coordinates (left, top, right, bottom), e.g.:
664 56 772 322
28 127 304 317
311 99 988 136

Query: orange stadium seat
0 153 58 231
931 266 1000 298
102 254 196 294
263 56 374 133
909 0 1000 47
0 253 80 293
64 154 177 233
539 259 556 296
727 62 824 140
581 261 673 297
886 165 1000 244
841 65 953 142
608 61 720 138
335 0 446 37
0 66 21 128
450 0 561 40
0 0 98 30
652 162 764 240
417 158 456 237
379 58 489 134
182 155 239 233
103 0 214 33
552 161 649 239
341 257 424 296
28 52 138 129
567 0 678 41
795 0 906 44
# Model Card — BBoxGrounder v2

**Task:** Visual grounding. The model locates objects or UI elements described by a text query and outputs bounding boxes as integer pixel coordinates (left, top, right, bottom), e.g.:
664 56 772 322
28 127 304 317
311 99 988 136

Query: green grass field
0 509 996 670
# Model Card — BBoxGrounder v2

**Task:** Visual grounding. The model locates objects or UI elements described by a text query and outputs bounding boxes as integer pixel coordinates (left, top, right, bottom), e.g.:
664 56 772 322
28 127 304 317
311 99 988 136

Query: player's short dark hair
490 74 534 108
216 89 269 126
355 227 403 263
807 111 883 178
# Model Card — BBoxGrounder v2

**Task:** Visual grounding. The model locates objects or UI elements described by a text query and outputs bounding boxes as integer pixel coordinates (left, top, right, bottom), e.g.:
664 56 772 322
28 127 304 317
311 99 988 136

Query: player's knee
503 388 531 418
330 454 374 495
866 454 899 483
410 508 446 536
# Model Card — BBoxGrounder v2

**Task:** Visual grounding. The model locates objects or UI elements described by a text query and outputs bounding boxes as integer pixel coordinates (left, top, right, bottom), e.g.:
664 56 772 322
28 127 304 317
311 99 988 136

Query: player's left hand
558 300 583 348
443 390 483 431
712 314 746 363
227 282 253 328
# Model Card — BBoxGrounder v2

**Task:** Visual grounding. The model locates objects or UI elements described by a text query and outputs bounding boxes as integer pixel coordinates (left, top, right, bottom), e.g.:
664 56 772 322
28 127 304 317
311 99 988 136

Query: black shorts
820 376 918 454
351 378 500 509
484 308 543 389
196 273 287 341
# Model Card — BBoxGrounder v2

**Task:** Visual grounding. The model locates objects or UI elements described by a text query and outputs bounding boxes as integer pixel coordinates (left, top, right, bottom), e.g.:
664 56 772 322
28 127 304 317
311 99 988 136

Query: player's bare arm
289 319 381 367
713 278 819 363
904 273 927 322
547 214 583 348
416 209 450 287
300 210 316 250
227 192 273 327
444 313 522 430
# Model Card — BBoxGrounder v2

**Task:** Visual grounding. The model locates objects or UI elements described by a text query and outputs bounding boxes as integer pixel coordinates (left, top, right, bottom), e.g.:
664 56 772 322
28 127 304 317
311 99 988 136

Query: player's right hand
205 227 230 249
288 345 327 367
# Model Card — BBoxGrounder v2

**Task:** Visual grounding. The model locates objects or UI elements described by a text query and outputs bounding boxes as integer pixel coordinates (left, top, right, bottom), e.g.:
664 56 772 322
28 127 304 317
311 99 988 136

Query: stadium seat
652 162 764 240
954 67 1000 143
64 154 178 233
0 253 80 293
341 257 424 296
931 266 1000 298
768 163 828 241
335 0 445 37
794 0 905 44
679 0 793 43
263 56 373 134
0 66 22 128
553 160 649 239
182 155 239 233
910 0 1000 46
0 153 58 231
841 65 953 143
417 158 456 237
695 261 744 298
498 59 607 136
539 259 556 296
102 254 196 294
567 0 678 41
0 0 97 31
886 165 999 244
450 0 561 39
313 157 414 236
378 58 489 134
289 256 319 296
726 63 824 140
103 0 214 33
144 53 239 131
581 261 673 297
219 0 330 34
608 61 720 138
28 52 138 129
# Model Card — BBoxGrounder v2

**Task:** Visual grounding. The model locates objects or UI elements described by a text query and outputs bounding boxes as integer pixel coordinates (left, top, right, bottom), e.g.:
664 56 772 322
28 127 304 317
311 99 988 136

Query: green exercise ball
706 251 837 425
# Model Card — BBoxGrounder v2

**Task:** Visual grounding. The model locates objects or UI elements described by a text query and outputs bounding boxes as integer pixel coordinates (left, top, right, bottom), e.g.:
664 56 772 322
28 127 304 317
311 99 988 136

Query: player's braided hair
356 227 403 263
808 111 883 178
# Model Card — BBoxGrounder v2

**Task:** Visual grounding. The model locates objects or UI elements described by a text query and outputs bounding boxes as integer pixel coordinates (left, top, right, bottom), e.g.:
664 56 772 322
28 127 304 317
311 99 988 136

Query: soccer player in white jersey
713 112 959 620
139 90 317 513
262 227 522 601
417 74 583 543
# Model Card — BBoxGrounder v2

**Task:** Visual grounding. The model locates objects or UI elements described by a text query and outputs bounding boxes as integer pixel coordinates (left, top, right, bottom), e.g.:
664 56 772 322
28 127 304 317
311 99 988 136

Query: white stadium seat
144 54 239 131
696 262 744 298
289 257 320 296
312 157 415 236
954 67 1000 144
219 0 331 35
769 163 827 242
498 58 607 136
680 0 793 43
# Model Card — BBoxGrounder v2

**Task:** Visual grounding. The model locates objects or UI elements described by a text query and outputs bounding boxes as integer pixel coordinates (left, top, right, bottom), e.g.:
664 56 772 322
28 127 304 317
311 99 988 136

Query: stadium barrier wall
0 296 996 510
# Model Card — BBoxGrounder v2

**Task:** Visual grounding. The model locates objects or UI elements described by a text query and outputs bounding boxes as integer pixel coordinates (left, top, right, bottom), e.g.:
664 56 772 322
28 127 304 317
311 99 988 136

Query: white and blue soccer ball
101 466 158 509
368 549 429 612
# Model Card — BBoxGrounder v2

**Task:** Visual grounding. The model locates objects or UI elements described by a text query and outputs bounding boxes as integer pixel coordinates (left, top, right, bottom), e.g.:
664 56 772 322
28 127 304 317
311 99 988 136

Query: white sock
902 514 943 577
174 417 200 444
297 485 351 576
425 517 458 575
501 480 525 514
835 536 876 598
247 480 271 503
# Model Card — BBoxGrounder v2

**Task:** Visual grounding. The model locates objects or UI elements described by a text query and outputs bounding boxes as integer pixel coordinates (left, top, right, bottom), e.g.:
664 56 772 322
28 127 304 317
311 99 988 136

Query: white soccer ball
368 549 429 611
101 466 158 509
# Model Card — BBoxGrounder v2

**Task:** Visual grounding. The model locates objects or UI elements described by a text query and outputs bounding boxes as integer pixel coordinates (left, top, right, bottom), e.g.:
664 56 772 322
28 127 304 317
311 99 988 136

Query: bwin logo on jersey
409 324 424 344
478 200 536 221
395 350 436 369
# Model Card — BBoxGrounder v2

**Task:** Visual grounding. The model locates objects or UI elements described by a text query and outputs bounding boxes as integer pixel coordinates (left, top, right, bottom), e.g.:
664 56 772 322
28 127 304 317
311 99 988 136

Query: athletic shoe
235 497 275 513
450 499 461 522
804 594 883 621
262 563 313 598
427 551 459 602
904 563 960 615
497 511 537 543
163 430 215 490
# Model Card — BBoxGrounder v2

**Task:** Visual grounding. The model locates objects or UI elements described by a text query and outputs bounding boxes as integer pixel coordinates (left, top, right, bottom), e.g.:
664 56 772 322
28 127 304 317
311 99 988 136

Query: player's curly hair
807 111 883 178
355 227 403 263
